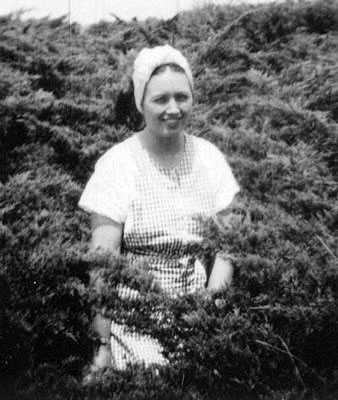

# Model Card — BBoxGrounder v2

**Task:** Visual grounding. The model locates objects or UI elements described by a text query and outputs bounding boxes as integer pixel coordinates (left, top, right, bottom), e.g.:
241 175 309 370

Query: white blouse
79 133 240 296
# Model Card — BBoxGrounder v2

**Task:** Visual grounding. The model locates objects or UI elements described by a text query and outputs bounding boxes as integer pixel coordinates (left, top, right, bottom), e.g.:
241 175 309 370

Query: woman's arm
207 202 241 292
89 212 123 370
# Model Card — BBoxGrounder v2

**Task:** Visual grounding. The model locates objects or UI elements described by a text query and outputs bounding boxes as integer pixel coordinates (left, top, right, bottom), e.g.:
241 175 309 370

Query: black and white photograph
1 0 338 399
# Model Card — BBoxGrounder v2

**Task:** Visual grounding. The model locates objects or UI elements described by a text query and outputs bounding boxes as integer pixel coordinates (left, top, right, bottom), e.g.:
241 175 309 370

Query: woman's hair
150 62 186 78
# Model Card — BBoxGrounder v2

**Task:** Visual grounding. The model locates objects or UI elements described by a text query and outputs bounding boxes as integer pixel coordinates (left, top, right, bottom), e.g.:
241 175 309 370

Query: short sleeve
198 138 240 213
78 147 131 224
212 150 240 213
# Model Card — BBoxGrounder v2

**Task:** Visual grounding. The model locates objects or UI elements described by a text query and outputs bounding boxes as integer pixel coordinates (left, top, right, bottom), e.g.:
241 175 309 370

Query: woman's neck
142 128 184 153
138 129 185 169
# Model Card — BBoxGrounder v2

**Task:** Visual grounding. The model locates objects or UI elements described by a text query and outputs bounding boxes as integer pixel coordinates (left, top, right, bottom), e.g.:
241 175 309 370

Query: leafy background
1 0 338 398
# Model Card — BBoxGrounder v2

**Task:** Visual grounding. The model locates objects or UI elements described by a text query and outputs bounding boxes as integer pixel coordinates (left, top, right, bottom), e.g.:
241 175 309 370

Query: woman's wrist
99 337 110 346
94 336 111 351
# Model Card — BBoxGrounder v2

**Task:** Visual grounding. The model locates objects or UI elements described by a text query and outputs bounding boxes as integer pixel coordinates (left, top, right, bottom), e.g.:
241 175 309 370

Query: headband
132 44 193 113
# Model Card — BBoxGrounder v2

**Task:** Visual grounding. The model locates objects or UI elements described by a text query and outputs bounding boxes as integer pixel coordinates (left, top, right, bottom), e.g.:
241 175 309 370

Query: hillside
1 1 338 399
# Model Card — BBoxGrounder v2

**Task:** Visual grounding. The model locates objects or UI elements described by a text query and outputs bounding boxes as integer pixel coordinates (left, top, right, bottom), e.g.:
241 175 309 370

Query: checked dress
79 133 239 369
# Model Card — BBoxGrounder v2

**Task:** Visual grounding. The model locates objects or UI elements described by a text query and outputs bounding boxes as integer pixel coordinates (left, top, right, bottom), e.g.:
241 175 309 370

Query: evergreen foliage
1 1 338 398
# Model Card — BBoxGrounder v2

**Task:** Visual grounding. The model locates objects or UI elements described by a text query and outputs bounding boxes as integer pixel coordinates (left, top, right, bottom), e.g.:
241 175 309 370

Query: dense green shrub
1 1 338 399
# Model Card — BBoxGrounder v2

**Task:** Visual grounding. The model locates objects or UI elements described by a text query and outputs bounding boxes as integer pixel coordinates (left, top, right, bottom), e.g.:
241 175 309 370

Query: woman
79 45 240 373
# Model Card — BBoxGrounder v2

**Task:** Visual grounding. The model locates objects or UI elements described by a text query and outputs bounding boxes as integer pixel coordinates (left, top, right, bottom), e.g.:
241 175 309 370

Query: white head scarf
132 44 194 113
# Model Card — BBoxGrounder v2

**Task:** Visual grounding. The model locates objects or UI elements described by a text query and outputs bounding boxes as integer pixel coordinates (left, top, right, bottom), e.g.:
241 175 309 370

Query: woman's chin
162 129 183 139
163 121 185 135
146 123 185 140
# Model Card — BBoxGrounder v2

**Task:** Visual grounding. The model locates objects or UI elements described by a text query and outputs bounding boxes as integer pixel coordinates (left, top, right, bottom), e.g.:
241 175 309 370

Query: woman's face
142 68 193 140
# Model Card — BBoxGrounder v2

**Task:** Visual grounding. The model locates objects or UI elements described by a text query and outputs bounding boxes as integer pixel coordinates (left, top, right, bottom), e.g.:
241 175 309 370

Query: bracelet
99 337 110 346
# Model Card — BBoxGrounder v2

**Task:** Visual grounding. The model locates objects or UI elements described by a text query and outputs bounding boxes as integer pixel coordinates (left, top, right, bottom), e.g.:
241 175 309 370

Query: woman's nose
166 98 180 114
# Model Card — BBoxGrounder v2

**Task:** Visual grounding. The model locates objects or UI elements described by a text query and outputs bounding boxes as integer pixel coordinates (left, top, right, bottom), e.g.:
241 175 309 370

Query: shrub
1 1 338 398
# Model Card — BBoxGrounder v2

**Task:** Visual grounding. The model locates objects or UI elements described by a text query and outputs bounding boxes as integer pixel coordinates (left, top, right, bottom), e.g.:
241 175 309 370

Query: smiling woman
78 45 240 376
140 65 193 167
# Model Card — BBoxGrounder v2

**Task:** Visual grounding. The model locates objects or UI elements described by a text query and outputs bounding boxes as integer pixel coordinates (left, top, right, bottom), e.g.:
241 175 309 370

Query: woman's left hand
207 255 233 292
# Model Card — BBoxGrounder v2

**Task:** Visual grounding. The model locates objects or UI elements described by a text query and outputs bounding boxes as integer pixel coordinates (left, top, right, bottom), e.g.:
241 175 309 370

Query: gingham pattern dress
79 133 239 369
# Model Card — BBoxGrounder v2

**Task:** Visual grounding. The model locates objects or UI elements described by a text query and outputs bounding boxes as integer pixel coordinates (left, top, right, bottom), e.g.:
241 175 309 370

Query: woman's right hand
92 343 112 370
83 342 112 385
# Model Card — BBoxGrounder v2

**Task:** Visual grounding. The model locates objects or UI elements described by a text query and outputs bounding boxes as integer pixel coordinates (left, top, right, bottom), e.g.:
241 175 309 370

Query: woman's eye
153 97 167 104
175 94 189 102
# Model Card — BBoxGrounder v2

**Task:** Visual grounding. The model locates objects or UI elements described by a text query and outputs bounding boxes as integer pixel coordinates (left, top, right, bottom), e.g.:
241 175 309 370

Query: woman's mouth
162 117 181 121
164 118 181 128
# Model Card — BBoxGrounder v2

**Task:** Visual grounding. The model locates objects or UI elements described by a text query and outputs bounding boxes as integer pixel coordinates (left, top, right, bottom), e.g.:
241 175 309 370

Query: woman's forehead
146 70 192 95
